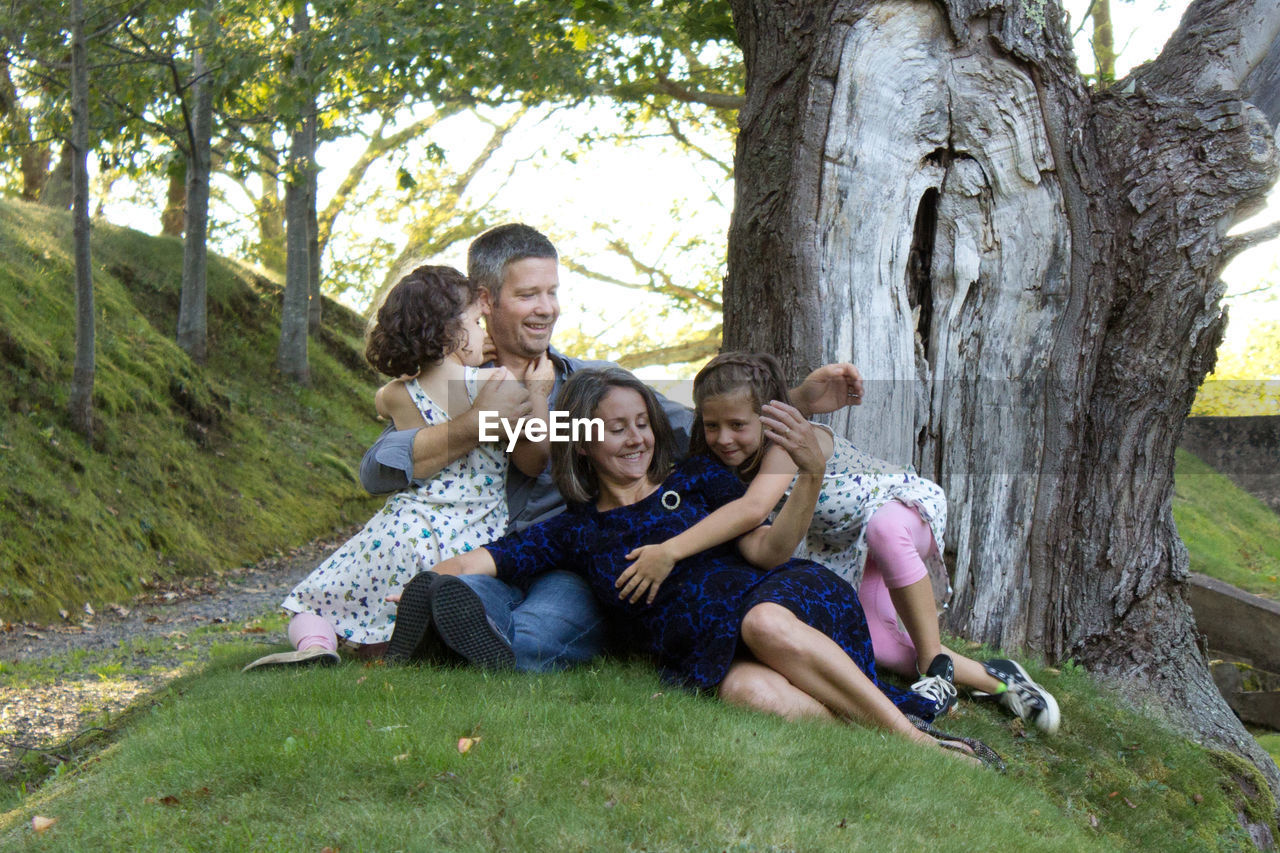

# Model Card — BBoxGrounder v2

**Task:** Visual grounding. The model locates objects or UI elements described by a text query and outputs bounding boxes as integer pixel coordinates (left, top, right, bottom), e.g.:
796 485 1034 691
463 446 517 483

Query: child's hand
761 402 825 476
523 352 555 398
386 592 401 603
792 363 864 415
616 543 677 605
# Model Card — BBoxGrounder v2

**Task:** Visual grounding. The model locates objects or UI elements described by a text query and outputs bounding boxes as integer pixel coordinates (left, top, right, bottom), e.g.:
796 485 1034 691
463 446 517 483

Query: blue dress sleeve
681 454 748 508
483 509 580 586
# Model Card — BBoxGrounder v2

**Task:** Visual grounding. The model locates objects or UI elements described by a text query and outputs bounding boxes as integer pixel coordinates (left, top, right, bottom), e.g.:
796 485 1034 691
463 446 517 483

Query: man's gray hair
467 223 557 301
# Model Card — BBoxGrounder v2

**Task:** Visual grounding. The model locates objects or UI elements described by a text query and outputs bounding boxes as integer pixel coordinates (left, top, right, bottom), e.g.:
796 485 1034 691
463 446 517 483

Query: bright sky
100 0 1277 380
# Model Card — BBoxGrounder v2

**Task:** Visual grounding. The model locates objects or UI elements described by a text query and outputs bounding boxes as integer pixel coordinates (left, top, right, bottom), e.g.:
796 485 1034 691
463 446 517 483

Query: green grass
0 198 384 621
1 645 1263 852
1173 448 1280 600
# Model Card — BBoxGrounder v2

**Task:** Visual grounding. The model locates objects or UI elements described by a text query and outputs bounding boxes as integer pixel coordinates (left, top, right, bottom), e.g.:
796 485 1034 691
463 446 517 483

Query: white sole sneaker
242 646 340 672
978 658 1061 734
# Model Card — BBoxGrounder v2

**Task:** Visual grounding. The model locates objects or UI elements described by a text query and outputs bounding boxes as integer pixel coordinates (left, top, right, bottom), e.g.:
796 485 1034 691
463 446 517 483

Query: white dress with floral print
281 370 508 644
795 426 949 598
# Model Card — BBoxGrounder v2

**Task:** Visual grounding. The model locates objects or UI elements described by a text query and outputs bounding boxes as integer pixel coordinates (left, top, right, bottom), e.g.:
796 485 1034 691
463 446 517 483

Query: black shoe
385 571 438 663
429 575 515 669
910 653 958 716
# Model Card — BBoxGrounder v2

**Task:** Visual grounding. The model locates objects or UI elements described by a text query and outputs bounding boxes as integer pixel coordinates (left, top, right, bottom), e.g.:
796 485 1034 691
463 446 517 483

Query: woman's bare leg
719 658 834 721
738 603 933 745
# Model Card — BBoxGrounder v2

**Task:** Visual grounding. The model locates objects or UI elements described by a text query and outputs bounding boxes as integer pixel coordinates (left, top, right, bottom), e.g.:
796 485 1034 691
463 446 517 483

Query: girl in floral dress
243 265 550 670
616 352 1060 733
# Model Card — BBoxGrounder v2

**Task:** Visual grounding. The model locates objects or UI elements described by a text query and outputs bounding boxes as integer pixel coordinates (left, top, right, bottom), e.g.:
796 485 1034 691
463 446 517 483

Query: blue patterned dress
484 454 935 719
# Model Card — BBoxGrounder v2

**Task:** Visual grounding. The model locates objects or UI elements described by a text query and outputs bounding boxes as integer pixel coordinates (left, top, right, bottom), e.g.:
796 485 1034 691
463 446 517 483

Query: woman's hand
760 402 826 477
615 543 677 605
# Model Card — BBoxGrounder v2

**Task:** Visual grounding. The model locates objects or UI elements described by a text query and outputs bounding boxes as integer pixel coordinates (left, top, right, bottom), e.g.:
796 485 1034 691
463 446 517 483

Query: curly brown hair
364 265 478 378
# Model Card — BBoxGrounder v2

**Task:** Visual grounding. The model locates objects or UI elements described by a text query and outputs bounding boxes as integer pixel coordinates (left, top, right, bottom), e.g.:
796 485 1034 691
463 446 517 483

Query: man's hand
760 402 827 476
792 363 864 416
475 367 533 422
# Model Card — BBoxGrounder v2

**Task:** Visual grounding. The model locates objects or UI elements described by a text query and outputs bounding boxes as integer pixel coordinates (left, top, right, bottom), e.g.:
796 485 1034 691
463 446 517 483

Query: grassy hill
1174 448 1280 600
0 199 384 622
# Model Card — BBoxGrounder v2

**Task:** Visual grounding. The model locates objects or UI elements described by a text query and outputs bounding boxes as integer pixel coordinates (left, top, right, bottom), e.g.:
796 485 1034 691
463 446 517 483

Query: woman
392 367 990 759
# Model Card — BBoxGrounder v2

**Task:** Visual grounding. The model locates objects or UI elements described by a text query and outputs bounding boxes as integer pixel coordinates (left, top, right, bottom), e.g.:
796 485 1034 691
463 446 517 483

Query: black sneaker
429 575 515 669
974 658 1061 734
910 653 958 716
385 571 438 663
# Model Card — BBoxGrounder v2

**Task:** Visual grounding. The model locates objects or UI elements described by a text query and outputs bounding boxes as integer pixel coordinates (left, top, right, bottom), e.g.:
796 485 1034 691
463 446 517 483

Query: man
362 223 865 672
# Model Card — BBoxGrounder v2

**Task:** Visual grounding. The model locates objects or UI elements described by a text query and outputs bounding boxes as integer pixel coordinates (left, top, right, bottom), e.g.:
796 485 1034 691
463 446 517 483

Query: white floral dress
795 426 949 599
281 370 509 644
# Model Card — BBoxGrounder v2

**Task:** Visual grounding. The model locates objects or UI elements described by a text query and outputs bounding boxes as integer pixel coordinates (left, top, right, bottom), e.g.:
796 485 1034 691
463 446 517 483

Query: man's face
487 257 560 359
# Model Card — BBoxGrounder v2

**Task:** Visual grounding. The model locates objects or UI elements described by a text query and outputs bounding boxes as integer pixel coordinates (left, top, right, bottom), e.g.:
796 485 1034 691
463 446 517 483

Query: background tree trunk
306 109 321 335
176 46 214 363
276 0 312 384
68 0 94 437
161 161 186 237
725 0 1280 807
41 141 74 210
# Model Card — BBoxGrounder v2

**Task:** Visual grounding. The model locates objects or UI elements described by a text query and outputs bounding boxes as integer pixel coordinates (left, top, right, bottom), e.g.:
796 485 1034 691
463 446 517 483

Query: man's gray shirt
358 349 694 532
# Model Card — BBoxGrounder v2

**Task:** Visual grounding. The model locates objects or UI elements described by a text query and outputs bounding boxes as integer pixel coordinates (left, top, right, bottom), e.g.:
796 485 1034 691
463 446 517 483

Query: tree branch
643 69 745 110
1139 0 1280 111
561 249 722 313
617 325 723 369
1223 220 1280 258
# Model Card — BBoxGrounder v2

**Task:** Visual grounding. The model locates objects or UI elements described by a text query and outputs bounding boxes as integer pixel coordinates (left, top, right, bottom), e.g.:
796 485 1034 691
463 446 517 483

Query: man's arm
358 368 534 495
358 415 484 494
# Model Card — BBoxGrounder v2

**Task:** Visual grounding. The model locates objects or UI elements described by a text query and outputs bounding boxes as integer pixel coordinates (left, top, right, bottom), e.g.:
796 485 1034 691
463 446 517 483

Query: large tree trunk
176 46 214 364
726 0 1280 807
276 0 312 384
255 140 286 272
68 0 94 438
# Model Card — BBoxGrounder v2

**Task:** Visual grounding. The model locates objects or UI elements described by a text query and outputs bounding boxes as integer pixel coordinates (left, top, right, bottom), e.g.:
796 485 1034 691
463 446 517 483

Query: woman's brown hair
551 367 677 504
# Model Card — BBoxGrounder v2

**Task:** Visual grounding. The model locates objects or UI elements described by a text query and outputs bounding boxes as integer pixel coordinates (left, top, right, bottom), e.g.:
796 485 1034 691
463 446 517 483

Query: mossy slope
0 198 383 621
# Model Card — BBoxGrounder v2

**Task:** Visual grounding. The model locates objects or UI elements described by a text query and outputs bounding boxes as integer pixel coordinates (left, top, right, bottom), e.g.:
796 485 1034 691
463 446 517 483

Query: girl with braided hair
244 265 550 670
616 352 1060 733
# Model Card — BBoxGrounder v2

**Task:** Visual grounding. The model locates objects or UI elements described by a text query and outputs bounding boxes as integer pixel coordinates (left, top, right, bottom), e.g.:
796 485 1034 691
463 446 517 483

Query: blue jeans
457 572 606 672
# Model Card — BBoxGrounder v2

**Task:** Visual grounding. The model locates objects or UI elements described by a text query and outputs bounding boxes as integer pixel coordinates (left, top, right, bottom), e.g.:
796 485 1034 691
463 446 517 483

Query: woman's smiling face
583 386 654 486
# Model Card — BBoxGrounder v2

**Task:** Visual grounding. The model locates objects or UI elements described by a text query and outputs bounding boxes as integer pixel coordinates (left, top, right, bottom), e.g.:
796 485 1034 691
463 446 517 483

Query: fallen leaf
242 626 266 634
1108 791 1119 798
1123 798 1137 809
110 604 130 617
1089 814 1099 829
604 797 617 809
321 847 339 853
22 631 43 640
650 692 664 699
58 609 70 620
356 676 368 685
160 795 181 806
393 752 410 763
83 603 95 616
457 737 480 754
1193 793 1204 804
836 818 848 829
434 772 459 782
32 815 56 833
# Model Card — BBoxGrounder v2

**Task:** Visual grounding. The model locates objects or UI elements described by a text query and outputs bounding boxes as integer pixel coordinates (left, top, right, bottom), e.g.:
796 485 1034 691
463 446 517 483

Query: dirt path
0 527 356 779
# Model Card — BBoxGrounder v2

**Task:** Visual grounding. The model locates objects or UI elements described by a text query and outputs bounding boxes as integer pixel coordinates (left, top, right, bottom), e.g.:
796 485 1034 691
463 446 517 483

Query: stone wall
1181 415 1280 514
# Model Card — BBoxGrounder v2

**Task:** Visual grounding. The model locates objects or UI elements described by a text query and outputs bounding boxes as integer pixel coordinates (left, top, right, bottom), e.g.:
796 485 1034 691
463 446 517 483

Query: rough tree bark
276 0 313 384
725 0 1280 815
68 0 94 437
176 44 214 364
161 162 186 237
306 108 321 335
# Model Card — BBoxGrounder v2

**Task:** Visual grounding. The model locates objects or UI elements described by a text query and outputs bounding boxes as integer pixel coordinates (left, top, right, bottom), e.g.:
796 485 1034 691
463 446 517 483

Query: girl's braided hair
690 352 791 481
365 265 478 378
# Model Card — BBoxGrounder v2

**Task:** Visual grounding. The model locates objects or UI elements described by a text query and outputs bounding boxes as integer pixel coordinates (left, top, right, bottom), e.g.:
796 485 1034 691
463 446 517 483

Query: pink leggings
287 612 338 652
859 500 936 677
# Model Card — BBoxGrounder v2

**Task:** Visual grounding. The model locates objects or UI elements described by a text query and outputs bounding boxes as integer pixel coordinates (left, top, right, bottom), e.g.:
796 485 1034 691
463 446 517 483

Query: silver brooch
660 490 681 510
